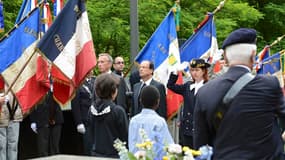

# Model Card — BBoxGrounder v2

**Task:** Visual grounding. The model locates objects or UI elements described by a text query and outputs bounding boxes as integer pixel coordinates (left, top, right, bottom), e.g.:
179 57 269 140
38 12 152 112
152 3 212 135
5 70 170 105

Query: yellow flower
191 149 201 156
162 156 169 160
182 146 201 156
136 141 153 149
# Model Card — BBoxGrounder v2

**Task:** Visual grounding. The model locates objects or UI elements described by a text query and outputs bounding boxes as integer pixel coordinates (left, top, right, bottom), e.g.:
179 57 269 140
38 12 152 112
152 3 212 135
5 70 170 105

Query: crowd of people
1 28 285 159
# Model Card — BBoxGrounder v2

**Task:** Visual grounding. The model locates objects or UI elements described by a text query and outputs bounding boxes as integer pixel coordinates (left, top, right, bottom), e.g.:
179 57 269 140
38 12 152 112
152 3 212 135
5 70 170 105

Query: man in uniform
193 28 285 159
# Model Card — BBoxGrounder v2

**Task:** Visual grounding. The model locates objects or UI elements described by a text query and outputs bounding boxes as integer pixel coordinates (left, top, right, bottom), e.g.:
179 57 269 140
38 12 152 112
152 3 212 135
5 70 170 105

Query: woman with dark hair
89 73 128 158
167 58 210 148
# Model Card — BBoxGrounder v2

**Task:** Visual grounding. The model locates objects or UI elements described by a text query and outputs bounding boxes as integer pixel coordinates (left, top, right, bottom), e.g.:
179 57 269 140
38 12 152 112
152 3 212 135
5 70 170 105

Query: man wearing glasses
113 56 125 77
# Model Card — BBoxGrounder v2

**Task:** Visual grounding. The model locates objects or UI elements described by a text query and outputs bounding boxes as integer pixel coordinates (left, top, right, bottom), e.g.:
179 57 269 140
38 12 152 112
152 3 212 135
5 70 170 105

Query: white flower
183 154 195 160
134 150 146 159
167 144 182 154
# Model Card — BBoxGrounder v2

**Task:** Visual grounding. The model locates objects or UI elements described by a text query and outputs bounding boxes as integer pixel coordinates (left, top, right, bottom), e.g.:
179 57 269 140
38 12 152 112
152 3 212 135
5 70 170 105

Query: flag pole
270 34 285 47
123 62 135 78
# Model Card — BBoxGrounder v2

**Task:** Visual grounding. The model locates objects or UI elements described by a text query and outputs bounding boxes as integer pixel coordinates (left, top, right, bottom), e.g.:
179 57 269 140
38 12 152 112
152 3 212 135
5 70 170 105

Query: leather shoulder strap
214 72 254 130
223 72 254 105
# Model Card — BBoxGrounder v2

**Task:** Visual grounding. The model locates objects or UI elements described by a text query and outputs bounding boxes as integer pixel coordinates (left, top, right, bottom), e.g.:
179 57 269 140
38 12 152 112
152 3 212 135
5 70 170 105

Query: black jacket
30 91 64 128
90 99 128 158
194 66 285 159
167 72 196 136
132 79 167 119
71 77 96 126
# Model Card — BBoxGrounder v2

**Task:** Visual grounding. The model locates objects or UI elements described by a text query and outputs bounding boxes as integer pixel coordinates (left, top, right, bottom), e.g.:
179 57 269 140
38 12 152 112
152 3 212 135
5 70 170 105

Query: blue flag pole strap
0 1 4 33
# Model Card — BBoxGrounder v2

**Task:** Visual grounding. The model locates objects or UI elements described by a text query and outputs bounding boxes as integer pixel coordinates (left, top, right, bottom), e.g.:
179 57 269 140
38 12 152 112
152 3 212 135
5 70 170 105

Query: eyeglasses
115 61 124 64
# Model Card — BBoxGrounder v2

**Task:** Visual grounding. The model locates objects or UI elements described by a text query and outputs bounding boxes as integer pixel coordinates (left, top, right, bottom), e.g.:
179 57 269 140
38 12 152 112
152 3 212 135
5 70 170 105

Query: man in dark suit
71 71 95 155
112 56 125 77
97 53 129 115
132 60 167 119
193 28 285 159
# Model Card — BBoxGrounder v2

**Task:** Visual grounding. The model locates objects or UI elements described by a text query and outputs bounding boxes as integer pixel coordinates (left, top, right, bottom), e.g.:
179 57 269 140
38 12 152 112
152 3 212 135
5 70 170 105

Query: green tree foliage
1 0 284 69
0 0 22 37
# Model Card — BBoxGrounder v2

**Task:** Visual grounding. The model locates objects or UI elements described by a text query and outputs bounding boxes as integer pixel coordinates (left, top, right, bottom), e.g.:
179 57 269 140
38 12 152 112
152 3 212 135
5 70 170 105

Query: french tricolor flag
53 0 64 17
36 0 97 104
255 45 270 74
41 1 52 33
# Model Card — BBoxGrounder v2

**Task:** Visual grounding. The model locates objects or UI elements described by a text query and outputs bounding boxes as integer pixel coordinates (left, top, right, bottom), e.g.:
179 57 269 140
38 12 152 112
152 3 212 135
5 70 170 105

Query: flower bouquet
114 129 212 160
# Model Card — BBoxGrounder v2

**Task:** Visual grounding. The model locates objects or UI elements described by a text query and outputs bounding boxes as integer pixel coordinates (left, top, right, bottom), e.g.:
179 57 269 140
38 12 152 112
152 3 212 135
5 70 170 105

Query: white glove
30 123 37 133
77 123 86 134
282 131 285 142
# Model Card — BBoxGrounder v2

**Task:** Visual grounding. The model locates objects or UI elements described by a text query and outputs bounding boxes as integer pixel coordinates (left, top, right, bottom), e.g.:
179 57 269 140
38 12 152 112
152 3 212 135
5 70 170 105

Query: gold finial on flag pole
213 0 227 14
270 34 285 47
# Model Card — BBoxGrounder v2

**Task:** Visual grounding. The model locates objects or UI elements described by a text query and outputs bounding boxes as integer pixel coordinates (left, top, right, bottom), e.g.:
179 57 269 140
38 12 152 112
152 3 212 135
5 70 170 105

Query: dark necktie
191 87 195 94
139 83 146 96
138 83 146 110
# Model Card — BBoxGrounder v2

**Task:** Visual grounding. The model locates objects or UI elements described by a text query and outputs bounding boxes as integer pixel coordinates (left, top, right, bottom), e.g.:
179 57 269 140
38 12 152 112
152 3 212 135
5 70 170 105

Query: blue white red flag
135 11 182 119
135 11 180 85
15 0 37 24
53 0 64 17
41 1 52 33
179 12 218 69
255 45 270 74
37 0 97 104
258 52 284 87
0 7 49 113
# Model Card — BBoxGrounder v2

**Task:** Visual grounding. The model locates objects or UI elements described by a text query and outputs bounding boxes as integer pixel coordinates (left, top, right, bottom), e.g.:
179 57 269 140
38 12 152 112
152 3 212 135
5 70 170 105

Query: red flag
166 71 183 120
0 76 4 91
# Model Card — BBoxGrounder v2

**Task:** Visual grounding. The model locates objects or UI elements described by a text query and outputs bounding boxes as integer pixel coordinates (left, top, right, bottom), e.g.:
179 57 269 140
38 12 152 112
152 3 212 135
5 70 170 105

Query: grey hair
98 53 113 63
225 44 257 65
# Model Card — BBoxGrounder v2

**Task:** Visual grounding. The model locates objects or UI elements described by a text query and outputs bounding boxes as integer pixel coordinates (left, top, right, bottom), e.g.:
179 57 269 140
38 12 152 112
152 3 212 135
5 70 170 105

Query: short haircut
140 85 160 109
98 53 113 64
225 43 257 64
95 73 119 99
149 61 154 70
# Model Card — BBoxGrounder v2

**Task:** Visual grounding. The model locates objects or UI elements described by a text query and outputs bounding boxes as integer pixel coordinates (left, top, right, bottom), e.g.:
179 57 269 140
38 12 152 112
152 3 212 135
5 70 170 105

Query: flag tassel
172 0 181 31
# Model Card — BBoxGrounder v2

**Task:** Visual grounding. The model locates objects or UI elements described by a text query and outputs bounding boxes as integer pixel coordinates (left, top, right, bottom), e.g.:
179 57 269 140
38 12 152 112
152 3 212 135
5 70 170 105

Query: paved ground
31 154 118 160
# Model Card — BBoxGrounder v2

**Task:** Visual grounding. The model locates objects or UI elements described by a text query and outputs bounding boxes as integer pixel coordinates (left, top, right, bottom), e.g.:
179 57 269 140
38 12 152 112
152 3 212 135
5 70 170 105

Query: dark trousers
179 128 193 148
82 124 92 155
37 124 62 157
